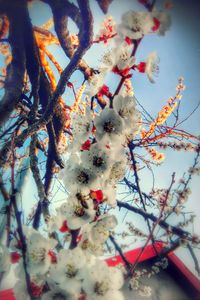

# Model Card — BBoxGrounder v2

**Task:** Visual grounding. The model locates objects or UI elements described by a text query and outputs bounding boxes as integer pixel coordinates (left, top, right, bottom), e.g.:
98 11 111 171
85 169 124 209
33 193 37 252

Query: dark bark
46 0 93 79
96 0 113 13
0 1 27 128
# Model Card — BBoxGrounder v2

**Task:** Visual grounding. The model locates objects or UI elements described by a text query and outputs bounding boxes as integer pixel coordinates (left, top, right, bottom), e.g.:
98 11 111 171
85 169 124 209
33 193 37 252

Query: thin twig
109 234 132 273
129 173 175 273
187 243 200 276
117 199 198 244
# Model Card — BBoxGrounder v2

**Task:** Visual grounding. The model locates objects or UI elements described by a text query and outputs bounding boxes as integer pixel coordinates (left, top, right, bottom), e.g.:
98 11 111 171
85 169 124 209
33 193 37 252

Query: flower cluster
150 188 174 213
176 187 191 204
59 93 140 214
188 166 200 175
87 41 136 97
23 8 174 298
126 222 147 238
118 10 171 40
140 78 185 142
95 16 116 44
146 146 165 162
129 257 168 297
85 9 171 100
157 141 199 152
12 217 124 300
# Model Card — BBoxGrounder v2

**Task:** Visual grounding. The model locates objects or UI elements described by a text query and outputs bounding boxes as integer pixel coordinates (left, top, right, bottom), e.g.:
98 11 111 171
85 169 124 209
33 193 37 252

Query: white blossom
113 95 141 140
145 52 159 83
118 11 154 40
80 142 111 177
23 227 57 276
124 109 141 140
113 94 141 138
113 94 136 123
49 248 86 296
82 260 124 300
107 157 127 184
118 10 170 40
94 108 124 145
71 109 93 145
80 226 107 257
42 287 74 300
57 193 96 230
80 215 117 256
101 43 135 72
86 71 106 97
59 158 100 193
151 11 171 35
97 214 118 230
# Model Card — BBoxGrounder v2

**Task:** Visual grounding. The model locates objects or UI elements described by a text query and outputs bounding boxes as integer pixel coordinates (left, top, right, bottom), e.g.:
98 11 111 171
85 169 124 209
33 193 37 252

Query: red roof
106 241 163 266
0 289 15 300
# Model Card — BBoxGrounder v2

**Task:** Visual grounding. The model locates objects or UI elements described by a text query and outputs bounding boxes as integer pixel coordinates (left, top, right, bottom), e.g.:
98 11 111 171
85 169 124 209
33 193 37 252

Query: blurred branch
96 0 113 14
46 0 93 79
0 175 9 201
30 134 50 229
187 243 200 276
9 135 34 299
129 173 175 272
109 234 132 273
0 2 27 128
129 146 158 253
117 200 199 244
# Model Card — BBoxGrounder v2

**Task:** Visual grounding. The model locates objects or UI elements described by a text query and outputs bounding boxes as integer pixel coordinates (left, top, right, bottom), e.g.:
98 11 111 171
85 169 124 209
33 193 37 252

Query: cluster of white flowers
87 43 136 97
118 10 171 40
47 216 124 299
13 228 57 299
59 92 140 218
48 62 142 299
86 8 170 97
12 218 124 300
4 7 173 300
129 270 152 297
176 187 191 204
95 15 116 45
38 9 172 298
101 42 135 73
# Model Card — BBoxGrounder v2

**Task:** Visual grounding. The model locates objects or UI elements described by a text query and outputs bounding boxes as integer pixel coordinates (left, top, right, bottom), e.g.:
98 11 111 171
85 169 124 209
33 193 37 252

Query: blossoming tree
0 0 199 299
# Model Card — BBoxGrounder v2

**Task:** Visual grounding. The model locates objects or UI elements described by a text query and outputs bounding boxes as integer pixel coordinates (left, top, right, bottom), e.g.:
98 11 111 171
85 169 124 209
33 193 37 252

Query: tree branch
0 0 93 168
109 234 132 273
46 0 93 79
30 134 50 229
117 200 199 244
0 1 27 128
